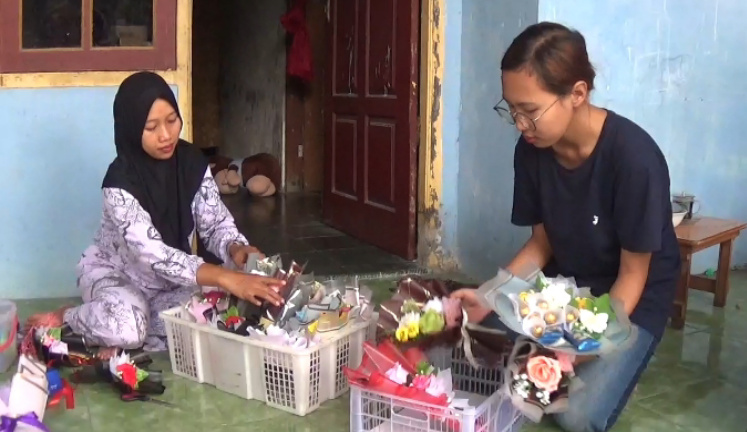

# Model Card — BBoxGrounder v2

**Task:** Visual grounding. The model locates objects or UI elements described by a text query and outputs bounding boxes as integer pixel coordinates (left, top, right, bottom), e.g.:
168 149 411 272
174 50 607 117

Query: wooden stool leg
714 239 734 307
671 252 692 329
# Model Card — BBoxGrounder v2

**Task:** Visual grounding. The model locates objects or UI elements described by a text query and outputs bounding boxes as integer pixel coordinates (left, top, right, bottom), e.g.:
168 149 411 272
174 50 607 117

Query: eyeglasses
493 98 561 131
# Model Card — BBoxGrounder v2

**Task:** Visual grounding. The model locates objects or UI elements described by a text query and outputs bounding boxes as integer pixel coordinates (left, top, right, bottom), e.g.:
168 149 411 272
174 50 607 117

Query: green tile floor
14 271 747 431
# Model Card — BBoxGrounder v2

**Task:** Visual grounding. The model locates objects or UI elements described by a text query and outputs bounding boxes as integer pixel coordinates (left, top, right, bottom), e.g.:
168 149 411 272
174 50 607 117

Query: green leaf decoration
225 306 240 318
47 327 62 340
135 367 150 383
401 299 421 315
416 360 435 376
592 294 615 322
535 273 550 290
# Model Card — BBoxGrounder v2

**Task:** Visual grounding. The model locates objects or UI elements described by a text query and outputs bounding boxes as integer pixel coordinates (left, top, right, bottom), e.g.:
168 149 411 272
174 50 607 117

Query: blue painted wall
0 85 177 299
539 0 747 272
441 0 539 279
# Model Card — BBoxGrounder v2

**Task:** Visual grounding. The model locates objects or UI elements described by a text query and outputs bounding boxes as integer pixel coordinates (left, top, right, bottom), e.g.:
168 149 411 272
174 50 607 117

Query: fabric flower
406 321 420 339
526 356 562 392
542 283 572 308
412 374 432 390
418 310 445 335
395 326 410 342
400 312 421 327
423 299 444 314
579 309 609 334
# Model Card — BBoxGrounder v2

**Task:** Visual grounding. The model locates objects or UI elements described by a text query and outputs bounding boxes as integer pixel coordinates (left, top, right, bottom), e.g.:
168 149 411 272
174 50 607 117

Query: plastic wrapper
503 339 582 423
475 267 636 356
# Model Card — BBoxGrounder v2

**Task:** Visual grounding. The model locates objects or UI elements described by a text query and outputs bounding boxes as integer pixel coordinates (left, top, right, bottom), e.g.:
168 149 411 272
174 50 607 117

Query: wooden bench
671 217 747 329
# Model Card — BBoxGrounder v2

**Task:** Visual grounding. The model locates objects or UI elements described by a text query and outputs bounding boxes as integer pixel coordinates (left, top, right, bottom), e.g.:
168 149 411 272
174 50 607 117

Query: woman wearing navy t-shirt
453 22 680 432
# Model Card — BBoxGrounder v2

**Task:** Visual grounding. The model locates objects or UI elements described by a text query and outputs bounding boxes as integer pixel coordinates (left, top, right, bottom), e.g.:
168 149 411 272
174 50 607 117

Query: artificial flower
578 309 609 334
395 326 410 342
526 356 562 393
422 298 444 314
406 321 420 339
412 374 432 390
542 283 572 309
418 310 445 335
400 312 421 327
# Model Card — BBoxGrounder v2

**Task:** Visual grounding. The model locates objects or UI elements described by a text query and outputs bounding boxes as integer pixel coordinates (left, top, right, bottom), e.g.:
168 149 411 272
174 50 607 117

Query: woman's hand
450 289 492 324
219 271 285 306
229 243 264 268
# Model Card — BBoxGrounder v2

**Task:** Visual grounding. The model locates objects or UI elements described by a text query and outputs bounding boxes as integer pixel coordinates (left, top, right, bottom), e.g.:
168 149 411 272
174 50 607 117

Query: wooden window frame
0 0 177 73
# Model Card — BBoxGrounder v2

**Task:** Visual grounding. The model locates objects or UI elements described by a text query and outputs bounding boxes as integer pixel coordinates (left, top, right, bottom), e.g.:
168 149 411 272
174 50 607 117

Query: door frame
283 0 446 267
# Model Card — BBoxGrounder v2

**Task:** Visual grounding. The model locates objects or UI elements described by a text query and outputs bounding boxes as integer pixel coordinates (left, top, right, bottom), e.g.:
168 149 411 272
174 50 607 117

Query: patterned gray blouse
76 168 248 298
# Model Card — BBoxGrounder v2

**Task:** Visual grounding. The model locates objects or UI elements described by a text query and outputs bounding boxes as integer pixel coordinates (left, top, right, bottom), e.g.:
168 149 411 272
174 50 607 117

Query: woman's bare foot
96 347 120 360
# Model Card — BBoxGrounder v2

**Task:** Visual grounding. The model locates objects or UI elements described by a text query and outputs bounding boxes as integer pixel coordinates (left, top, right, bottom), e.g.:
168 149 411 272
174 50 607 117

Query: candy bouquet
476 269 635 356
185 254 372 349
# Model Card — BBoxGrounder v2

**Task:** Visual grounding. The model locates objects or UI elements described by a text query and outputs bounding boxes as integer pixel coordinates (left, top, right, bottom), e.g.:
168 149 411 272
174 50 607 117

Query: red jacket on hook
281 0 313 83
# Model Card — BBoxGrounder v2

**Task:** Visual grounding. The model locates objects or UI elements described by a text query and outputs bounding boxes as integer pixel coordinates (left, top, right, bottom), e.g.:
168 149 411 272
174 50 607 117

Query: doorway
285 0 422 261
192 0 425 263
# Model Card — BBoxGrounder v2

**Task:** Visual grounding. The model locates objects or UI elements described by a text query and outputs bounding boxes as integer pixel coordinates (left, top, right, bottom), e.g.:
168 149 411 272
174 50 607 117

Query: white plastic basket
350 345 524 432
160 306 372 416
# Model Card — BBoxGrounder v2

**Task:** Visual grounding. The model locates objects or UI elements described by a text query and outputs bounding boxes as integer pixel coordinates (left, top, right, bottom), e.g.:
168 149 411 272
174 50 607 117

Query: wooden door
323 0 420 260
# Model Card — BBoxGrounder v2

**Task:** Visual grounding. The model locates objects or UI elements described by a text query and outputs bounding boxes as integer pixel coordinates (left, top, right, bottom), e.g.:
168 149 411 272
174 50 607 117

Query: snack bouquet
184 254 372 348
477 269 635 356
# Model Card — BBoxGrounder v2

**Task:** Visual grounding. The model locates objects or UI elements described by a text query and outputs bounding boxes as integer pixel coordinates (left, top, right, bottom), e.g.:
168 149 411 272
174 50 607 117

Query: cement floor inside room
11 194 747 431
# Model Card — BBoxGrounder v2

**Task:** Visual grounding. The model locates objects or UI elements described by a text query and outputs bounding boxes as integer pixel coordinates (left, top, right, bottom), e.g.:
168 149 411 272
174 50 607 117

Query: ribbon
0 413 49 432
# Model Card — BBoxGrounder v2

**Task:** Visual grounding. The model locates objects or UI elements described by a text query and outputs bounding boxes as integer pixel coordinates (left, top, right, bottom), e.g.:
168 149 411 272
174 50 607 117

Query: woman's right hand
220 271 286 306
450 288 492 324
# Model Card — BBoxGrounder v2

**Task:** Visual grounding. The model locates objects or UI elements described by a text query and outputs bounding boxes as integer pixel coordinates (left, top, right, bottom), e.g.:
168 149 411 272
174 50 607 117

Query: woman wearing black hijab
27 72 284 355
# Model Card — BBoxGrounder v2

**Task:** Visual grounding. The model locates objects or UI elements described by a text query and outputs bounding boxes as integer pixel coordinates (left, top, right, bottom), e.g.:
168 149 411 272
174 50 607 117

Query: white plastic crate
350 345 524 432
160 306 372 416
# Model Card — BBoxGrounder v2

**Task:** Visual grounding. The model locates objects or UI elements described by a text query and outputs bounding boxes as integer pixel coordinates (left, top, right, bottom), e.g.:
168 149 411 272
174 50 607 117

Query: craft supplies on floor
0 355 51 432
348 344 523 432
161 306 375 416
0 300 18 374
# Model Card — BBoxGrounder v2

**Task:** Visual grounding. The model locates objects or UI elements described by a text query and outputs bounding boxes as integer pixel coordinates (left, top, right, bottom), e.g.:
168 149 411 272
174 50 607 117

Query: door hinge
298 145 304 158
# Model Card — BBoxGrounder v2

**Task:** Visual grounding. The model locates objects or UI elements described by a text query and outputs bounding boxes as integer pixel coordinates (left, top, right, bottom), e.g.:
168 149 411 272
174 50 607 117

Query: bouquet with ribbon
378 277 514 370
476 269 635 356
503 339 581 422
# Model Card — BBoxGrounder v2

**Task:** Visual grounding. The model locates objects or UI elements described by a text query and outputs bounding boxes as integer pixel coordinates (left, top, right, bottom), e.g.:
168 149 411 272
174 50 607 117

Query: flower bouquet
504 339 580 422
378 276 515 370
476 269 635 356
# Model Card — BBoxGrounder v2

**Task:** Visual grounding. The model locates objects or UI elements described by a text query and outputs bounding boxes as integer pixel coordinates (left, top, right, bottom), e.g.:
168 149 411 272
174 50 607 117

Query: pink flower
555 352 575 373
526 356 563 393
412 375 432 390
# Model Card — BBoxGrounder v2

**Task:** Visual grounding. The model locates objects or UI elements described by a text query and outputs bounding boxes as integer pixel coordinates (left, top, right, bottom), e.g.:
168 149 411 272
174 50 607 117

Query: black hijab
102 71 208 254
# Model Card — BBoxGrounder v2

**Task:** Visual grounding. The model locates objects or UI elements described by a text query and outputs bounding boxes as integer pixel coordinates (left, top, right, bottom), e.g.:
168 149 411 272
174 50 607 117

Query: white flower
399 312 421 327
423 298 444 314
542 283 572 308
578 309 609 334
385 363 410 385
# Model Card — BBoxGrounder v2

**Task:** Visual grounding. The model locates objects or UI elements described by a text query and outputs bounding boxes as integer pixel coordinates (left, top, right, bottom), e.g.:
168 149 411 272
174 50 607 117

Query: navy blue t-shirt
512 110 680 340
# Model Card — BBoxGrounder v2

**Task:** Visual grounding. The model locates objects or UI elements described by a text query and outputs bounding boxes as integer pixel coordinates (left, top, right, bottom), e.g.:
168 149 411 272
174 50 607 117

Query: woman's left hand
229 243 264 268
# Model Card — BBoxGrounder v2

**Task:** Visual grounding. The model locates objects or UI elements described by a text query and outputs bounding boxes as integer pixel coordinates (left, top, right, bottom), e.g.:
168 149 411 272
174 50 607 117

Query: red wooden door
323 0 420 260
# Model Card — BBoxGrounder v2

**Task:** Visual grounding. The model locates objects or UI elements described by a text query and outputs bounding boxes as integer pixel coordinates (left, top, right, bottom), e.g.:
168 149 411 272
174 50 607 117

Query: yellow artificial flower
395 326 409 342
406 321 420 339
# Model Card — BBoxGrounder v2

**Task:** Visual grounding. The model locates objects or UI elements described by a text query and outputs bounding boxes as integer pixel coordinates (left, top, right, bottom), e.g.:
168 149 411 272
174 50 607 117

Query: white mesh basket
350 345 524 432
160 306 372 416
